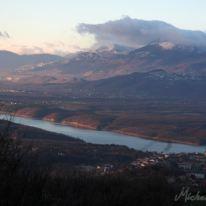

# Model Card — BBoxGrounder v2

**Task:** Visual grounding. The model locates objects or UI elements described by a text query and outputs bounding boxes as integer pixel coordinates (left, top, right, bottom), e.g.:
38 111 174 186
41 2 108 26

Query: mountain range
8 42 206 83
0 18 206 100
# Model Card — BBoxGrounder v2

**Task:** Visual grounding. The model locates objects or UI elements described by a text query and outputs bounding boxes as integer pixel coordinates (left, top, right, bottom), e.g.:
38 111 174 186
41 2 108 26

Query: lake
0 114 205 154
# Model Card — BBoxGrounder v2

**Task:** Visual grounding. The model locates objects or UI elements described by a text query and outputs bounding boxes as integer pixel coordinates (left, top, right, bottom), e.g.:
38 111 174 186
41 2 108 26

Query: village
130 152 206 187
75 152 206 188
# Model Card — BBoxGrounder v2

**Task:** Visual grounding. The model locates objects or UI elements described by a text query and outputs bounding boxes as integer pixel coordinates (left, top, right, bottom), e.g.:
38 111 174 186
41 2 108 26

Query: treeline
0 122 202 206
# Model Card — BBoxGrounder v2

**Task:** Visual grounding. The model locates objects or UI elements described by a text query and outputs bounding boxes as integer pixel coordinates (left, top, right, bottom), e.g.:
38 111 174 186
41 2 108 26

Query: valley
1 43 206 148
1 94 206 146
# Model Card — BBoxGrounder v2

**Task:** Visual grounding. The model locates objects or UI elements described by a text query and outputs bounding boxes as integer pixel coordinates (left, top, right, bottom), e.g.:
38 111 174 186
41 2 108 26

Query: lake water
0 114 205 154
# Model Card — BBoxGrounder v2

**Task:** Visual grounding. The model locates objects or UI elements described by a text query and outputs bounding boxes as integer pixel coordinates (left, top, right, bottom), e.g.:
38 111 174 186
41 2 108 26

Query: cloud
0 31 10 39
77 16 206 48
0 40 82 56
43 42 82 55
18 46 45 54
9 42 82 56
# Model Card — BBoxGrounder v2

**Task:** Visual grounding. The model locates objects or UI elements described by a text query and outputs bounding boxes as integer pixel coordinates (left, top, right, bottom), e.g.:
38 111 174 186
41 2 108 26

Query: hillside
52 70 206 100
0 50 62 71
14 42 206 83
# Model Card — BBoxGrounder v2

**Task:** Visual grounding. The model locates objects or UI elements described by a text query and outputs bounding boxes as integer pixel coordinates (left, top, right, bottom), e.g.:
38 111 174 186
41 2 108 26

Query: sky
0 0 206 55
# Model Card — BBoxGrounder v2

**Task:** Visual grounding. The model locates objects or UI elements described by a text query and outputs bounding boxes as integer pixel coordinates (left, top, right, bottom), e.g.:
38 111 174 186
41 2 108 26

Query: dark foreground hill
0 119 193 206
0 119 143 166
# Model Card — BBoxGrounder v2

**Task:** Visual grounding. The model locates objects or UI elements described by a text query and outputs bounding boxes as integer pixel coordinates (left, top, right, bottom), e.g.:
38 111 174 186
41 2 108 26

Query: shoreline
3 113 201 147
114 130 200 147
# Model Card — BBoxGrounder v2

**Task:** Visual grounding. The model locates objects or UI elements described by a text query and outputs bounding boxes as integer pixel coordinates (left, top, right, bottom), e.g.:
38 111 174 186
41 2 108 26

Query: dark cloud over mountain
0 31 10 39
77 17 206 48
